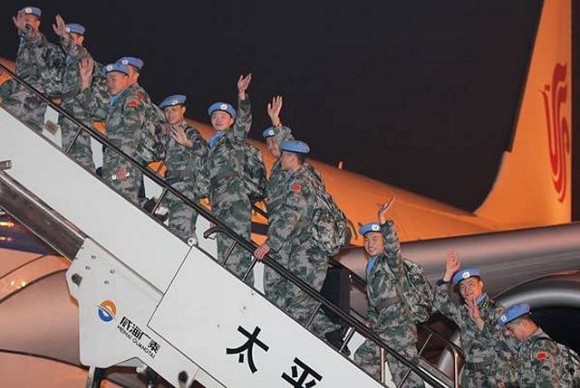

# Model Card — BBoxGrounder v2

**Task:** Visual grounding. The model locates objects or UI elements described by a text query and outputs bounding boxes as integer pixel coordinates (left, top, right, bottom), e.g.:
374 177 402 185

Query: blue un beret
498 303 531 327
359 222 381 236
452 268 481 286
21 6 41 18
117 56 144 70
101 63 130 76
160 94 186 109
208 102 236 119
65 23 85 35
281 140 310 154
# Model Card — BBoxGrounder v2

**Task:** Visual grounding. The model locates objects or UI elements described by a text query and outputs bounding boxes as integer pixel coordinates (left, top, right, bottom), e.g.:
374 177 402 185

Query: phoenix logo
541 63 570 202
97 300 117 322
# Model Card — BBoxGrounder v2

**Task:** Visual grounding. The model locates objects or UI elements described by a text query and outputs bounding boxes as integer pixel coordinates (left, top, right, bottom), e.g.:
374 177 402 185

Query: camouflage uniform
517 328 570 387
262 125 293 298
161 119 208 242
56 37 95 170
354 221 424 387
264 164 337 337
0 27 63 132
207 97 254 283
95 84 147 204
432 285 518 386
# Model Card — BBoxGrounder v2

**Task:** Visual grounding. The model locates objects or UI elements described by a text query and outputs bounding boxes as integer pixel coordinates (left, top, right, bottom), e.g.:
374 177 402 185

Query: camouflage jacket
266 159 285 215
266 165 319 252
163 119 208 195
517 328 567 387
365 221 415 331
433 285 518 378
4 28 64 97
102 84 147 157
76 68 110 122
206 97 251 201
58 37 92 102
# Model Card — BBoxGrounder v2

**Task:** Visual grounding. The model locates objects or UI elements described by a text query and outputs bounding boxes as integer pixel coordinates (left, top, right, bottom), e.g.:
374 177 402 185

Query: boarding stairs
0 64 460 388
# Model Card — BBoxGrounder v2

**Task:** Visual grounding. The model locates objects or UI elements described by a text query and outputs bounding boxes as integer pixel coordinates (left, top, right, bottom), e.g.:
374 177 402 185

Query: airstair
0 65 460 388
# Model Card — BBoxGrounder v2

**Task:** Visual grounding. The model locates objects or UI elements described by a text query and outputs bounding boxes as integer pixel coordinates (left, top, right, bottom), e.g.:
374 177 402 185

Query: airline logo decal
97 300 117 322
541 63 570 202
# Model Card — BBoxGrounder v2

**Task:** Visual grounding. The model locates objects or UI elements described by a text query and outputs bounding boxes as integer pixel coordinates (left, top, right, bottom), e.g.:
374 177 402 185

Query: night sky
1 0 579 220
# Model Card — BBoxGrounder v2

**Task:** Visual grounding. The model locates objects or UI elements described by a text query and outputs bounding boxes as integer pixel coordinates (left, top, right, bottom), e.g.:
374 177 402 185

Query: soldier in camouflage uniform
0 7 64 133
261 95 294 302
79 59 146 205
499 303 577 387
254 140 338 339
433 252 518 387
206 74 257 284
115 57 165 204
51 16 95 171
158 94 208 244
354 199 425 387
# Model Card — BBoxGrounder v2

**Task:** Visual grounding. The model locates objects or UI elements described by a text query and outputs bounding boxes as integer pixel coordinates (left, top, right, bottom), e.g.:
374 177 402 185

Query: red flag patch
291 184 302 193
536 351 549 361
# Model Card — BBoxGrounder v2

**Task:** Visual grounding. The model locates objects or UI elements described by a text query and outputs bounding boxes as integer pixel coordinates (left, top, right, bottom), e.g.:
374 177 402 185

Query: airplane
0 0 577 386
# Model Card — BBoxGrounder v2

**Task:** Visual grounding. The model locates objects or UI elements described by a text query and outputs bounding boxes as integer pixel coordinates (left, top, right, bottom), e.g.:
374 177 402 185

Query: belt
374 296 402 311
464 358 494 372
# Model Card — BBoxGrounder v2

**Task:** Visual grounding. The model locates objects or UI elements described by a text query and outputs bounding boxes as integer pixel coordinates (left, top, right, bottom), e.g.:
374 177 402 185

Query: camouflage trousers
59 98 95 171
354 323 424 387
212 197 253 285
101 148 143 206
461 361 498 387
265 236 338 337
162 179 199 243
0 81 46 133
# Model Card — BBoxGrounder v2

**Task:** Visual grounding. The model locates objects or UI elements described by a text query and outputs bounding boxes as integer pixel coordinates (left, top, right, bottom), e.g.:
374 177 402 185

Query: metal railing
0 62 450 387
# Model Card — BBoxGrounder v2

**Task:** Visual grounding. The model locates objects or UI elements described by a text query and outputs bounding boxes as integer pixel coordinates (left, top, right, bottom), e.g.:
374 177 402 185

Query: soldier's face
211 111 234 130
280 151 297 171
127 67 140 85
504 321 526 341
364 232 384 257
164 105 185 124
106 72 129 96
24 15 40 32
266 137 281 158
69 33 84 46
458 277 484 301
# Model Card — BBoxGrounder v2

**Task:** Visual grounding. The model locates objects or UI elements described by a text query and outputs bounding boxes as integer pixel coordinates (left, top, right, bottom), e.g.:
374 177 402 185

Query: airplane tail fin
475 0 572 228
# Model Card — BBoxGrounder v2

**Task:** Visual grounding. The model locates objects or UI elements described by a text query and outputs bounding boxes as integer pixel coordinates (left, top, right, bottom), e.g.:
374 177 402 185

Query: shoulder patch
291 183 302 193
536 351 549 361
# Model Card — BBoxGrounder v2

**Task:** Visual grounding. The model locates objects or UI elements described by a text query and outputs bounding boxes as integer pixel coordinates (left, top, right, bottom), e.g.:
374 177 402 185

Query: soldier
263 96 295 223
254 140 338 340
499 303 579 387
353 199 425 387
261 96 293 303
116 56 165 202
79 59 146 205
433 252 518 387
158 94 208 244
0 6 64 132
51 16 95 170
206 73 257 283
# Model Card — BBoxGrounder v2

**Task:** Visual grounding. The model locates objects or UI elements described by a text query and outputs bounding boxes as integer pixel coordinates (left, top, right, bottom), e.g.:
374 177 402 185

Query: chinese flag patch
291 184 302 193
536 351 549 361
127 99 140 108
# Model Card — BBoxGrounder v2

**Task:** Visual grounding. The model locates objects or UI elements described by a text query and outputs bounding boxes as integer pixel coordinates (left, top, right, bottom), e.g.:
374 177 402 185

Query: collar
209 130 226 148
366 256 380 276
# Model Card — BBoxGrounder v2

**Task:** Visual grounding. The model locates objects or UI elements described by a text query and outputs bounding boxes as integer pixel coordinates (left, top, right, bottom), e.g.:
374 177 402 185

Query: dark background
1 0 578 220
